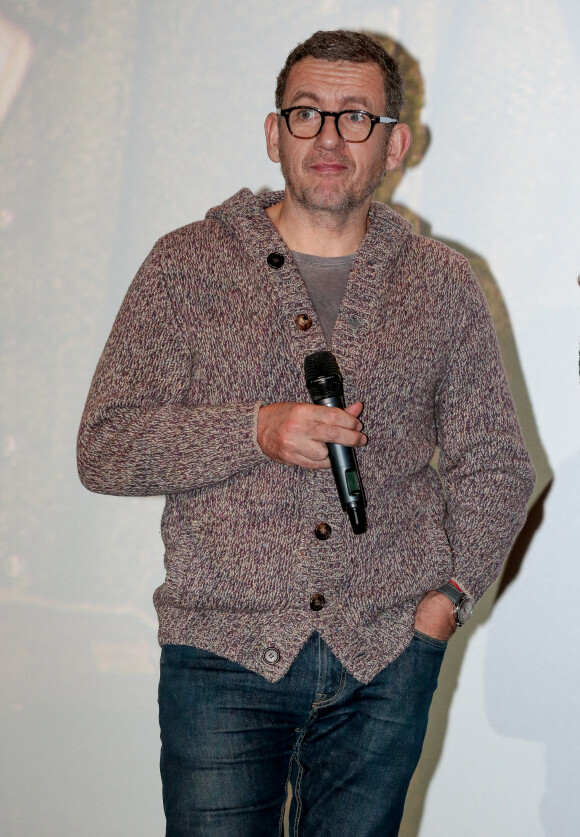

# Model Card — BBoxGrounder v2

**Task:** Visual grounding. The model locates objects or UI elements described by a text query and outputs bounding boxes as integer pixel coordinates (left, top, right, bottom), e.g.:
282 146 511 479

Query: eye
346 111 366 123
296 108 318 122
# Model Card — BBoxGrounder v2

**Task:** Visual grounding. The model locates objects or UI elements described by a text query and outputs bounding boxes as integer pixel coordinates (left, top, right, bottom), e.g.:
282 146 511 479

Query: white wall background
1 1 578 835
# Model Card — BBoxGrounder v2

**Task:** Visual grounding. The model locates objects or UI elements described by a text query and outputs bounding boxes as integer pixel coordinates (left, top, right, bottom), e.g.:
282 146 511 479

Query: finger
297 454 331 470
312 421 367 448
344 401 365 433
313 404 364 432
344 401 364 418
291 440 331 469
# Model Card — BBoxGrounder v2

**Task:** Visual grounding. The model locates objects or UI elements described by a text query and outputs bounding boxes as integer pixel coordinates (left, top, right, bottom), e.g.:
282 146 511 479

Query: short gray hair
275 30 404 120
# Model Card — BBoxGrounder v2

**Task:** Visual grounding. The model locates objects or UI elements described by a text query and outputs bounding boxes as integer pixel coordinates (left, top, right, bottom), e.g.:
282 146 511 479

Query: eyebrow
288 89 375 111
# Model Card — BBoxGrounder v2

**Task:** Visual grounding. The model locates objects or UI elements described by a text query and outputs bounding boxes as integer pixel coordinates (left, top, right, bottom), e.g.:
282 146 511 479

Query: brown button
295 313 312 331
310 593 326 611
314 522 331 540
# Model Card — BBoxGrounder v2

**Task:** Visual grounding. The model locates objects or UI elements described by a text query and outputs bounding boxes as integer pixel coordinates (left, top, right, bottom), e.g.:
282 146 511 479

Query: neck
266 192 370 257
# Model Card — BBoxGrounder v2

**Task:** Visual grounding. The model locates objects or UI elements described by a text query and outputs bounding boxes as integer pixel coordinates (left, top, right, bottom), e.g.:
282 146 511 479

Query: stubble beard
279 144 388 222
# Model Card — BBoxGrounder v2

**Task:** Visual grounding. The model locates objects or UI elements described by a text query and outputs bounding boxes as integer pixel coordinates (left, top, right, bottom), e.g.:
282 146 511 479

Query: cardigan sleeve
77 242 268 496
435 264 536 601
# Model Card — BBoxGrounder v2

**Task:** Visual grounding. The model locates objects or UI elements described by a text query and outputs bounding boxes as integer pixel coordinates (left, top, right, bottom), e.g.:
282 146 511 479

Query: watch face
457 597 474 624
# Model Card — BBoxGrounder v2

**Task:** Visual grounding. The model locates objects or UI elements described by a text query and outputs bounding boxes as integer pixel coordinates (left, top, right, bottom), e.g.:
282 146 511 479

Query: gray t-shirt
291 250 354 345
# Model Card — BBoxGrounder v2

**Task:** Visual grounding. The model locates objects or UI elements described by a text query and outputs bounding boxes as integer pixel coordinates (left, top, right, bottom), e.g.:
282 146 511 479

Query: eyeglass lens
288 108 373 141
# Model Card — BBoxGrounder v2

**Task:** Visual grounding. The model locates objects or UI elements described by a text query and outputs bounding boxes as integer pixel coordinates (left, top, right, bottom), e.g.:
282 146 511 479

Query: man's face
266 58 392 216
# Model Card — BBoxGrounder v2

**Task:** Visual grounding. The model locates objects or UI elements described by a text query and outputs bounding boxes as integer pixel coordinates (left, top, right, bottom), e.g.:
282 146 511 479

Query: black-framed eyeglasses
277 106 397 143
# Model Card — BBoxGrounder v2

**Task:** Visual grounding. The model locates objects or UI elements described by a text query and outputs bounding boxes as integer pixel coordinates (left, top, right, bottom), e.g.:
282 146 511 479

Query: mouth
309 160 350 174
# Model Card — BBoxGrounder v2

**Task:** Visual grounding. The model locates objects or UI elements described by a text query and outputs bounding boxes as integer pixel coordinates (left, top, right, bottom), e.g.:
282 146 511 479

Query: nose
314 115 344 149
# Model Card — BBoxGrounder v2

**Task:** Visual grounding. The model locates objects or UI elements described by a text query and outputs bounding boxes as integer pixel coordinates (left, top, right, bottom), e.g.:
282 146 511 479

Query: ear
264 112 281 163
385 123 413 172
406 124 431 169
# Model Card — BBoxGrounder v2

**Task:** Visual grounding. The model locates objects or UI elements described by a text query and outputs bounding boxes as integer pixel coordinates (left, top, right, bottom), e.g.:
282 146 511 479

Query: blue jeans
158 631 445 837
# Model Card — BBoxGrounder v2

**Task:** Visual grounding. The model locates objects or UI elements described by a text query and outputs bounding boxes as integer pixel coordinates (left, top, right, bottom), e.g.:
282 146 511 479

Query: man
78 30 534 837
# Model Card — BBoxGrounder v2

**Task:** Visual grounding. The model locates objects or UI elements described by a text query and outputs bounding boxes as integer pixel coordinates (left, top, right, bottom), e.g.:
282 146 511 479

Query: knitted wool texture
77 189 535 683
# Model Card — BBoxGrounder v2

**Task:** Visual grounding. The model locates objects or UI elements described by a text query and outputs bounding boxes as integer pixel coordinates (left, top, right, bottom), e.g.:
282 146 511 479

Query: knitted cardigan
77 188 535 683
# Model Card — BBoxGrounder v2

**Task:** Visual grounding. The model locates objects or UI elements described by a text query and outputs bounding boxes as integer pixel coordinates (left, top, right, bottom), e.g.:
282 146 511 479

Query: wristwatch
436 581 474 627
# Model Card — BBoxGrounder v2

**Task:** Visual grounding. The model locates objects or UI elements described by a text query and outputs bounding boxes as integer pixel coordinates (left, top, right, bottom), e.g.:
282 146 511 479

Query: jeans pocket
413 629 448 650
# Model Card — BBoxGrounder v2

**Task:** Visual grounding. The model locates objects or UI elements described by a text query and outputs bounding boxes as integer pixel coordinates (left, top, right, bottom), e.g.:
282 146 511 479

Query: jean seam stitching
278 749 295 837
317 638 327 699
293 737 305 837
316 664 348 708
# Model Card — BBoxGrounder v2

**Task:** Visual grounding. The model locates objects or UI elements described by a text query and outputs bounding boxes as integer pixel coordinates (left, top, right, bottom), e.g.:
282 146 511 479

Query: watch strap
436 581 464 607
436 581 474 626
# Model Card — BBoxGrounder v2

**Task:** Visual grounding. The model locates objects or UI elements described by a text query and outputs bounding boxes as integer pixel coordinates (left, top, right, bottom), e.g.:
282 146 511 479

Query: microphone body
304 351 367 534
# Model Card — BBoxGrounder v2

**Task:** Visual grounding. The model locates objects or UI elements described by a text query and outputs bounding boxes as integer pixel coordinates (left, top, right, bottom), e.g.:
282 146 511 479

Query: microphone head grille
304 350 340 384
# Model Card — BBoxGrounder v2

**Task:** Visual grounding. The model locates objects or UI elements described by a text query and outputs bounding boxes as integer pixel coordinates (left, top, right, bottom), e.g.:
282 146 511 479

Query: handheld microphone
304 350 367 534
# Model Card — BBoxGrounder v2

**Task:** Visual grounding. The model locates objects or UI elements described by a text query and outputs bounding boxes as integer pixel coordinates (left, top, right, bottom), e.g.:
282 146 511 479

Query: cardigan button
295 313 312 331
310 593 326 611
263 647 280 665
314 522 331 540
267 252 285 269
